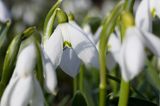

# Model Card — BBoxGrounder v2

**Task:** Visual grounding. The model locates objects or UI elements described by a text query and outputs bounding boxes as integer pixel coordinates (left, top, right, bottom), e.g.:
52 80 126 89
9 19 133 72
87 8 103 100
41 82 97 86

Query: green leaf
145 60 160 92
72 91 88 106
0 20 11 50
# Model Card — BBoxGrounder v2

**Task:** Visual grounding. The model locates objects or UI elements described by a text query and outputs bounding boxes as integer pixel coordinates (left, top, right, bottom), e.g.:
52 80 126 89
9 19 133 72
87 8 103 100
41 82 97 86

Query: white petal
120 28 146 81
106 53 117 71
30 77 44 106
141 30 160 57
60 23 99 69
10 75 34 106
69 21 95 44
135 0 152 32
94 26 102 44
15 44 36 77
42 51 57 95
0 77 19 106
60 48 81 77
83 24 95 44
44 26 63 68
0 0 10 22
108 33 121 57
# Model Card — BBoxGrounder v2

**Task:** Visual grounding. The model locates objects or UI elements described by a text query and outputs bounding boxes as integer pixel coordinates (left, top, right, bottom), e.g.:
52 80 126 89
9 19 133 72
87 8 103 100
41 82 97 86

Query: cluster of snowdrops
0 0 160 106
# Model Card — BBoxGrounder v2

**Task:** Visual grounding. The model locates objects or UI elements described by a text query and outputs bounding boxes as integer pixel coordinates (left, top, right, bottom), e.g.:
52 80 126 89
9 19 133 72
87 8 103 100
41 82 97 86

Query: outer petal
42 50 57 95
10 75 34 106
44 26 63 68
60 23 99 69
94 26 102 44
0 77 19 106
83 24 95 44
30 77 44 106
69 21 95 44
106 53 117 71
15 44 36 77
141 30 160 57
108 32 121 62
119 27 146 81
60 48 81 77
0 0 10 22
135 0 152 32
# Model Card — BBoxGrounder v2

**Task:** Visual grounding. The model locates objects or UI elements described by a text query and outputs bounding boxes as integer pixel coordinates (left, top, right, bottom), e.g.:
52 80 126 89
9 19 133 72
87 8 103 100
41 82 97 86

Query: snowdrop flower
135 0 152 32
1 44 44 106
109 26 160 81
136 0 160 31
0 0 10 22
44 12 99 77
102 1 160 81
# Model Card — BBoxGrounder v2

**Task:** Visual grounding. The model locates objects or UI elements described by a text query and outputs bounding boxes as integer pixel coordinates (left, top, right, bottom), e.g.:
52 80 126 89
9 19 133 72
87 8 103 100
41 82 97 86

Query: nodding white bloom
0 0 10 22
0 44 44 106
44 21 99 77
1 43 57 105
135 0 152 32
94 0 160 81
135 0 160 32
107 26 160 81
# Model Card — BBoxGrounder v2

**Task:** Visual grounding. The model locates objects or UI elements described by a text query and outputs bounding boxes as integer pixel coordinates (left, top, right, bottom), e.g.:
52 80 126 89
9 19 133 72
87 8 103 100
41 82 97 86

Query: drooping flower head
44 9 99 77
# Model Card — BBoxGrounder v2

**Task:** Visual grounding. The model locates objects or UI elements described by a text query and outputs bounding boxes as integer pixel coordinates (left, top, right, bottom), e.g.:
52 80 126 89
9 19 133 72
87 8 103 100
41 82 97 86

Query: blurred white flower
135 0 160 31
108 26 160 81
135 0 152 32
1 42 59 105
62 0 91 14
0 44 44 106
0 0 10 22
44 21 99 77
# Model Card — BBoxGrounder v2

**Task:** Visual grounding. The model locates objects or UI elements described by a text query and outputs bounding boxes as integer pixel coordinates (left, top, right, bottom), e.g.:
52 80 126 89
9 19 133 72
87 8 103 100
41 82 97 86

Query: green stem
118 80 130 106
99 49 107 106
98 2 124 106
79 65 84 92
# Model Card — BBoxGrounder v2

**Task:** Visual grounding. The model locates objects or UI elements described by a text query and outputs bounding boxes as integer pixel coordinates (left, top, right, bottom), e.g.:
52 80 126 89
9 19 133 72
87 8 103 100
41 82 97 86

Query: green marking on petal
63 41 72 48
151 8 156 17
